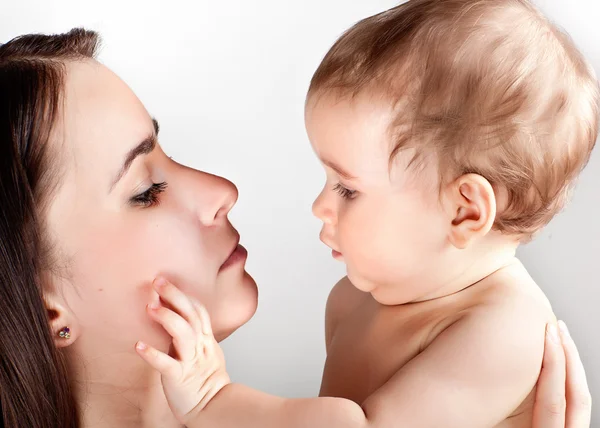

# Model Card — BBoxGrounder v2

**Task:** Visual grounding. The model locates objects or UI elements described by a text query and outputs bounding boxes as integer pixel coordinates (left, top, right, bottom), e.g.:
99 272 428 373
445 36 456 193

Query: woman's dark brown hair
0 28 100 428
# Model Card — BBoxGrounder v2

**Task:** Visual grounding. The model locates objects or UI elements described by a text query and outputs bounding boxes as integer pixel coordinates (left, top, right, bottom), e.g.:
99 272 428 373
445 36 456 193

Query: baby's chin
347 270 419 306
214 271 259 342
346 269 378 294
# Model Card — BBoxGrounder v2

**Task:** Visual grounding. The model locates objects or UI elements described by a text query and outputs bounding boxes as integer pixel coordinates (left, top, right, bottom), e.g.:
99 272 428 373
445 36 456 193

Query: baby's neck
414 241 520 303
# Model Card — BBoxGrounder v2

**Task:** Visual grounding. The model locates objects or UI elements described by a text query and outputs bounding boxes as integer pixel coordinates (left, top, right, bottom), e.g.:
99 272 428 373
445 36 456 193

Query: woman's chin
214 271 258 342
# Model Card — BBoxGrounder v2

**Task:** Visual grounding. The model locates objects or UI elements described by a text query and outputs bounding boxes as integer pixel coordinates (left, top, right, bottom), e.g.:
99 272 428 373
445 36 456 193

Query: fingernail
558 320 570 337
154 277 167 289
136 341 147 351
547 323 560 344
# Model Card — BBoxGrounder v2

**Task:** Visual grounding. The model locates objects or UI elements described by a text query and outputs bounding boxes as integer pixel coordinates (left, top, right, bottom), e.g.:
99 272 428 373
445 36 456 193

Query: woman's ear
444 173 496 249
44 292 78 348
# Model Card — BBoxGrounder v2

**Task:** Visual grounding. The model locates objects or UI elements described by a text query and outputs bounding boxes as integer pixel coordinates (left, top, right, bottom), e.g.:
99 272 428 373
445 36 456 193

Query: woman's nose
197 172 239 226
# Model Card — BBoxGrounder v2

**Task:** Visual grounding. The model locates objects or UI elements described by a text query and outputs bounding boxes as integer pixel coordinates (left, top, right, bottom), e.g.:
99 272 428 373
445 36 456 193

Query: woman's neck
67 342 182 428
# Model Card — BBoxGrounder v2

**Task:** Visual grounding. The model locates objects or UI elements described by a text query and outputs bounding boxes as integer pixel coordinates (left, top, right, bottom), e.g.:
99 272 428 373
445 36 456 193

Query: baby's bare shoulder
421 263 555 362
476 261 554 323
324 276 369 349
444 263 556 365
327 276 366 309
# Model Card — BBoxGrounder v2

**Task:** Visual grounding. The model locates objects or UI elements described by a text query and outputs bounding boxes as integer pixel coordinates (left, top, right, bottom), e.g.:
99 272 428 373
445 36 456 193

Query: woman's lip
220 244 248 270
332 249 343 260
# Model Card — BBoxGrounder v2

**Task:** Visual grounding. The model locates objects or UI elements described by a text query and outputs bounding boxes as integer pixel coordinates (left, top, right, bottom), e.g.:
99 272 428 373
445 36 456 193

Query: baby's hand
135 277 230 424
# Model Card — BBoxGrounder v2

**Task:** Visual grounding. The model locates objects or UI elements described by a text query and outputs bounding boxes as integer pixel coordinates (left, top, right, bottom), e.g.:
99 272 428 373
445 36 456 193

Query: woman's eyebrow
109 118 160 191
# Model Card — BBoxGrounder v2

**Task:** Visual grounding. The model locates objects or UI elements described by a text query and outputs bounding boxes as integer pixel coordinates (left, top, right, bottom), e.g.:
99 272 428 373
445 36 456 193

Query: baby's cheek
341 209 385 258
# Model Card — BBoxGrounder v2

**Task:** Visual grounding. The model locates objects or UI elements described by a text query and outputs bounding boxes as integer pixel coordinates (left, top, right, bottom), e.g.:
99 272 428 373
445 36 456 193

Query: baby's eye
129 182 167 207
333 183 357 200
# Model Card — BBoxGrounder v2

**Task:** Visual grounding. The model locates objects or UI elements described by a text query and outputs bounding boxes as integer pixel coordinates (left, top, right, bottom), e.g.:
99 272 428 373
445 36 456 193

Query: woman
0 28 591 428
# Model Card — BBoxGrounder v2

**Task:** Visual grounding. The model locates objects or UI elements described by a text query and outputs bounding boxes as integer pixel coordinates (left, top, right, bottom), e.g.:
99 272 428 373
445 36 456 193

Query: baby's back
320 261 553 427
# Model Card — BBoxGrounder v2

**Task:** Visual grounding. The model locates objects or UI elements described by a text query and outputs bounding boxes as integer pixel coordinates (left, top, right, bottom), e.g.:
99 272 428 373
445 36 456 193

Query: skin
35 58 591 427
308 93 553 427
138 93 593 427
149 92 554 427
43 59 258 428
535 321 592 428
306 93 515 304
139 279 593 428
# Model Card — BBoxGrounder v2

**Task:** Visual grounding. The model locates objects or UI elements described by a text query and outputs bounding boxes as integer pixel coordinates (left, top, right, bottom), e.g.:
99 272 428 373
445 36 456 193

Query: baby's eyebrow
322 159 357 180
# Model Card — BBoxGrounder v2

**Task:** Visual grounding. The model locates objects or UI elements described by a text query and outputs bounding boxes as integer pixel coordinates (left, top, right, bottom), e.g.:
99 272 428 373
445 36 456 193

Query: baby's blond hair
309 0 599 236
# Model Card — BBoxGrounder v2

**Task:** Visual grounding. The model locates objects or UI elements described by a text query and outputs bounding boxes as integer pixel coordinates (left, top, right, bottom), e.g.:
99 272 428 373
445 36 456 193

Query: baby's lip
319 232 342 256
331 249 343 260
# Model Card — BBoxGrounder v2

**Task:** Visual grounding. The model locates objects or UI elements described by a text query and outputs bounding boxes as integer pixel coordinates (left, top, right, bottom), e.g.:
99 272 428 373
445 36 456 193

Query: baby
136 0 599 426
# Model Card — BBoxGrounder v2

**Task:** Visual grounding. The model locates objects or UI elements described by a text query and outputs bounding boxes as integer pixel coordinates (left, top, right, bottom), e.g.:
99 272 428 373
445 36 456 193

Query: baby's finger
192 299 214 337
153 278 203 334
532 323 566 428
559 321 592 428
148 303 197 361
136 341 181 380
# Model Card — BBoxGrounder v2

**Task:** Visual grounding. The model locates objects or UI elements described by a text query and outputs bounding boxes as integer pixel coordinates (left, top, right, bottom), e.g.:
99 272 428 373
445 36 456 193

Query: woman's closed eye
333 183 357 200
130 182 168 207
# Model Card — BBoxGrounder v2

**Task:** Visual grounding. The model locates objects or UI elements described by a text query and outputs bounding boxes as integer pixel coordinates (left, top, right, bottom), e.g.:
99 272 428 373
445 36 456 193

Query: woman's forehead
59 60 154 173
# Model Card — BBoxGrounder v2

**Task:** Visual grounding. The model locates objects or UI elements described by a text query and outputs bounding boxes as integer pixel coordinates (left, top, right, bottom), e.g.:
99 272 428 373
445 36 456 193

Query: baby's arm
136 278 370 427
138 278 548 428
190 385 368 427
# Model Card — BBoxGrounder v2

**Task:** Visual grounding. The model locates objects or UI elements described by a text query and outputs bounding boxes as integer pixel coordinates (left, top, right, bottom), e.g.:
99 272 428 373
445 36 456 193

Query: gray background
2 0 598 424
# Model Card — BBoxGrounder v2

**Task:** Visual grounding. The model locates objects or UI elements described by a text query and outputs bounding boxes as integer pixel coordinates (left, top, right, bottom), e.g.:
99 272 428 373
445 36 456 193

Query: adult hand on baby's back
533 322 591 428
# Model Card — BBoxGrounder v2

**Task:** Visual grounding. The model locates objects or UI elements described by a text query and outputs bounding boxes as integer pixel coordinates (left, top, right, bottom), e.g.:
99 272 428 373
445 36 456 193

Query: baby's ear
444 173 496 249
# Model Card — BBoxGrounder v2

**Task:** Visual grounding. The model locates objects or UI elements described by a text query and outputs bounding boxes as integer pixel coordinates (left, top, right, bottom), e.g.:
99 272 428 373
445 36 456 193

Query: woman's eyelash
130 182 168 207
333 183 356 199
